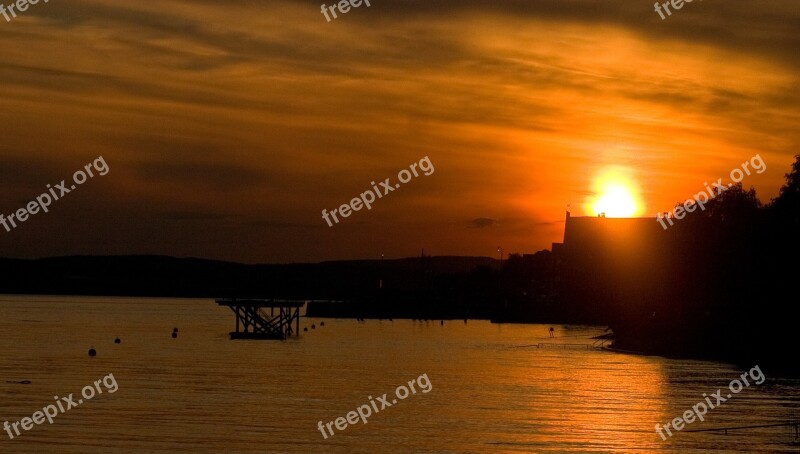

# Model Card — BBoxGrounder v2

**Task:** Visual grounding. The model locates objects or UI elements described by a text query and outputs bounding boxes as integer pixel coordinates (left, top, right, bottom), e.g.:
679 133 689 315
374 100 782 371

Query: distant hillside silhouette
0 255 500 295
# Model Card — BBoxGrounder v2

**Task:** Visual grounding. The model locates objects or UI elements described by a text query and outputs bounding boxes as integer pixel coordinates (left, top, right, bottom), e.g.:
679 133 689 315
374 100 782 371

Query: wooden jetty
216 298 305 340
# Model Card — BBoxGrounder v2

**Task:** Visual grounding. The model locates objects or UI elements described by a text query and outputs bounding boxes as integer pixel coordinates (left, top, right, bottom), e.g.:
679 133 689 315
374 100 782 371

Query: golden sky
0 0 798 263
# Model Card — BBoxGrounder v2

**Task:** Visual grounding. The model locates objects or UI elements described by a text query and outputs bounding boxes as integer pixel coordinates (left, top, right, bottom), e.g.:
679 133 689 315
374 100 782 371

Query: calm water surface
1 296 799 453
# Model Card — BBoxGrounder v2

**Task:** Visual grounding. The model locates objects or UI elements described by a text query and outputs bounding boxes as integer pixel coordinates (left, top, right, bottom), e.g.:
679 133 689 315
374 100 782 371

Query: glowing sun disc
588 167 643 217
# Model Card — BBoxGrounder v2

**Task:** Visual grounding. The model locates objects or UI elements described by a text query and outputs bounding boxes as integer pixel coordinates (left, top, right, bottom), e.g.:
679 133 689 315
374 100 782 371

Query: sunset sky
0 0 798 263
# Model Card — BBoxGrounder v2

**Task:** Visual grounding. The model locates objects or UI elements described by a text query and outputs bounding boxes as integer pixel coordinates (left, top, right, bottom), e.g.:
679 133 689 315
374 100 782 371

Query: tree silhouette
770 154 800 225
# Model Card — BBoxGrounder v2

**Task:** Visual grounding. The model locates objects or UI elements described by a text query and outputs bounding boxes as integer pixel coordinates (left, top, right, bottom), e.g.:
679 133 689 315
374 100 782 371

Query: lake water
0 296 799 453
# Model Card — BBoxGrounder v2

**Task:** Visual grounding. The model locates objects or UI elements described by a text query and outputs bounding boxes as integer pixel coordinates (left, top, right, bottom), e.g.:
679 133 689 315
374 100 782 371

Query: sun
587 167 643 217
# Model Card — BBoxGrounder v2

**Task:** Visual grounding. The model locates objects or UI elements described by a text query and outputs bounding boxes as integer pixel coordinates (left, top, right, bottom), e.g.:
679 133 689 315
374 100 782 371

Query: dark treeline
556 155 800 374
0 253 554 322
0 247 563 323
308 251 558 320
606 155 800 373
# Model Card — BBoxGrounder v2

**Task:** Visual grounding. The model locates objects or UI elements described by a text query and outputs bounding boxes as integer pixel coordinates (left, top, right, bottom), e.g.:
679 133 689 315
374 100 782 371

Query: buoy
88 348 96 357
171 332 177 339
441 320 444 326
114 337 121 344
303 327 308 332
320 321 325 327
311 324 316 329
173 327 178 333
